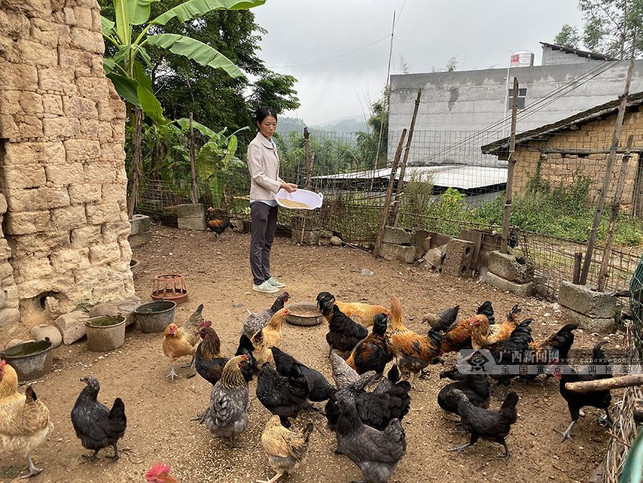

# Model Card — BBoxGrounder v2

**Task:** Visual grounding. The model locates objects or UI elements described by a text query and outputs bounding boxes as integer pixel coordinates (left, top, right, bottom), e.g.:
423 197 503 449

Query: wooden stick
501 77 519 254
391 88 422 226
373 129 407 257
565 374 643 393
580 55 635 284
597 134 633 291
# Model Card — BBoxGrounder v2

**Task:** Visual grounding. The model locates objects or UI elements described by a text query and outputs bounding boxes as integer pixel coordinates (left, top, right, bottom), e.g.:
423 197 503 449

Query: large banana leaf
176 118 221 139
133 61 153 91
113 0 132 45
101 15 116 37
146 34 243 78
152 0 266 26
107 72 141 106
137 86 170 125
130 0 159 25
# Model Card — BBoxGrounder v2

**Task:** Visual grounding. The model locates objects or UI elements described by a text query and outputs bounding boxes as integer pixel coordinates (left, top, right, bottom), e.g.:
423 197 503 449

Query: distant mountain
277 116 368 135
311 117 368 133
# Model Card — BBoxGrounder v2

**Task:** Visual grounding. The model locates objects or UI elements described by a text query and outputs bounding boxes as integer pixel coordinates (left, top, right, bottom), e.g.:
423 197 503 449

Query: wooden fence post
374 128 407 257
580 56 635 285
189 112 198 205
501 77 519 254
597 134 634 291
391 88 422 226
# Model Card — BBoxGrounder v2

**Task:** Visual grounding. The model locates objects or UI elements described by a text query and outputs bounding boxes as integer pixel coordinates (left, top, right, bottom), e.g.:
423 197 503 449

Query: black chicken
476 301 495 325
334 391 406 483
326 373 411 432
70 376 127 461
422 304 460 332
271 347 334 402
346 313 392 374
553 340 612 442
448 389 519 459
256 362 309 428
480 318 533 393
438 366 490 415
234 334 258 382
322 303 369 356
194 324 227 386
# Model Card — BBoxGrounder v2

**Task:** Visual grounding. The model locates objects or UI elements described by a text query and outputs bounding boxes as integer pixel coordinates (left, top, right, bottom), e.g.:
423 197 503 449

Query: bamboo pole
565 373 643 393
391 88 422 227
127 107 142 219
189 112 198 205
304 127 311 190
580 56 635 285
597 134 634 291
501 78 519 254
374 128 407 257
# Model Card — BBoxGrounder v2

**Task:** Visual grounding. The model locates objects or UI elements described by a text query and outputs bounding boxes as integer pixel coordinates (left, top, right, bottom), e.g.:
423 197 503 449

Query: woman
247 107 297 293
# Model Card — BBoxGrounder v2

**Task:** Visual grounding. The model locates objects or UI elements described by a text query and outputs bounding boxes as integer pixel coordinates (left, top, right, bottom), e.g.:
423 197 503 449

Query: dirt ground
0 224 623 482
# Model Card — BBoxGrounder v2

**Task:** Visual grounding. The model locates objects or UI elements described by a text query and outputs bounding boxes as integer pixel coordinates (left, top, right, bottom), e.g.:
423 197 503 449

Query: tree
556 0 643 58
146 3 299 131
554 24 581 48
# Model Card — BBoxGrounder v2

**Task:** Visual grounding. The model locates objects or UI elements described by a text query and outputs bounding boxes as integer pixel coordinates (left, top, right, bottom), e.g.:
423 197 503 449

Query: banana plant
100 0 266 122
175 119 248 210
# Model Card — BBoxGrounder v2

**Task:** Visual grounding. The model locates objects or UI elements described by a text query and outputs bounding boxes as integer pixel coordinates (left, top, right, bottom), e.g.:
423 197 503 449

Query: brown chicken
439 316 474 355
251 308 290 366
162 304 205 380
0 360 54 477
345 313 392 374
471 305 521 349
195 321 228 386
258 415 314 483
146 462 178 483
207 207 231 239
316 291 389 327
387 295 443 385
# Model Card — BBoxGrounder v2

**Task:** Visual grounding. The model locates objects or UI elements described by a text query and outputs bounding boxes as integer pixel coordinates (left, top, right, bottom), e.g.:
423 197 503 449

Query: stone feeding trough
285 302 323 326
0 339 53 382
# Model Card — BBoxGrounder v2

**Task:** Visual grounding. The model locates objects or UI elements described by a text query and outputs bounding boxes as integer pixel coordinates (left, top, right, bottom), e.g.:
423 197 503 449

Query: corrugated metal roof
314 165 507 190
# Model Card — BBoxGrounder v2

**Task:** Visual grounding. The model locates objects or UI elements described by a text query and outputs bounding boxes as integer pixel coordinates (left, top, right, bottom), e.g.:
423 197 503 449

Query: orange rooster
470 305 521 349
439 316 474 355
206 207 231 240
386 295 443 386
316 292 389 327
146 462 178 483
0 360 54 477
251 308 290 365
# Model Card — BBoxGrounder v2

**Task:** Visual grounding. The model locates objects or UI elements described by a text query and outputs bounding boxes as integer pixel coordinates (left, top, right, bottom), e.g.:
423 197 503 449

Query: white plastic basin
276 188 323 210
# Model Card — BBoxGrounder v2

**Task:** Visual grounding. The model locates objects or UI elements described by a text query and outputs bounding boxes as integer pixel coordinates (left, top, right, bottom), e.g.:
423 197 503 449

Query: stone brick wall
512 107 643 215
0 0 133 329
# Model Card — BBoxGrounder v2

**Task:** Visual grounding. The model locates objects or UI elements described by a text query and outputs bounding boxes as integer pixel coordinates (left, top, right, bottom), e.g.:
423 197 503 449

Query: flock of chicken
0 290 615 482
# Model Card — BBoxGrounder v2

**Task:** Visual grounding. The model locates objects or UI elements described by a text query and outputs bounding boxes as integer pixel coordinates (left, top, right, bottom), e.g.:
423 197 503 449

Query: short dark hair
255 106 278 125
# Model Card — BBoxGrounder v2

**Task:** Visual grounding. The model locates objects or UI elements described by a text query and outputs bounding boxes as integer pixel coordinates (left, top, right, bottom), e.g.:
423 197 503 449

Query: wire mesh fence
133 127 642 300
630 256 643 358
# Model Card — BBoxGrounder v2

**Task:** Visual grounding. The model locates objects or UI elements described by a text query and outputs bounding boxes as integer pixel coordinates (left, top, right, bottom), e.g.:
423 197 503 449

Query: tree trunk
127 107 143 219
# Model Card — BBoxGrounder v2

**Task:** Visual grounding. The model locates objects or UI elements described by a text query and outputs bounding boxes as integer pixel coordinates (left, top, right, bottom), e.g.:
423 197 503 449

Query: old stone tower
0 0 133 329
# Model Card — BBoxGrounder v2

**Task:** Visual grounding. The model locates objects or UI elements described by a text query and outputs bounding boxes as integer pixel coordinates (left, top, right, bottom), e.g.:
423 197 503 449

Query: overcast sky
252 1 585 125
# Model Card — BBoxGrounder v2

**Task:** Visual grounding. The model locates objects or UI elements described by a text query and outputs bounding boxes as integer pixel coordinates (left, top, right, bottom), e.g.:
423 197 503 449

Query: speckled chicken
243 292 290 340
204 355 250 444
0 360 53 477
257 415 314 483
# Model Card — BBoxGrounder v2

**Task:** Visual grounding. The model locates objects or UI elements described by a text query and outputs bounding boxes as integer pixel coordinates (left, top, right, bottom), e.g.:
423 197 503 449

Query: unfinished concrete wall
0 0 133 328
